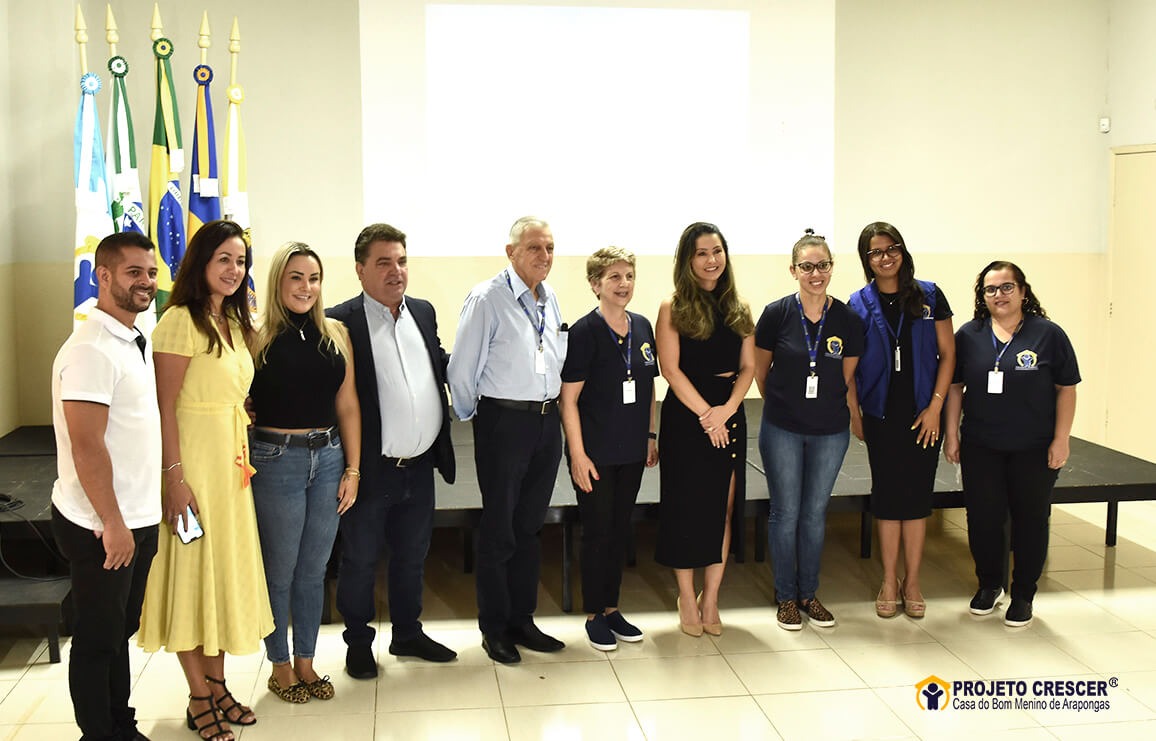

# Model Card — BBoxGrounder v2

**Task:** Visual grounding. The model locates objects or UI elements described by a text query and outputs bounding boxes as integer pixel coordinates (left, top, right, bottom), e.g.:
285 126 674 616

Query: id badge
805 374 819 399
622 379 636 404
534 347 546 375
987 369 1004 394
894 346 902 372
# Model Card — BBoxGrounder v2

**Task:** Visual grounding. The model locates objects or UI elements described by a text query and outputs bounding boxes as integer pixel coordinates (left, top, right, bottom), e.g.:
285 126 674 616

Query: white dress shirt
363 292 443 458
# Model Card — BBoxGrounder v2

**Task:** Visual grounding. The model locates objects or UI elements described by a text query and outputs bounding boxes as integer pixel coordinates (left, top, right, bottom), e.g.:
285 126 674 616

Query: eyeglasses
982 282 1018 297
866 244 903 262
795 260 833 274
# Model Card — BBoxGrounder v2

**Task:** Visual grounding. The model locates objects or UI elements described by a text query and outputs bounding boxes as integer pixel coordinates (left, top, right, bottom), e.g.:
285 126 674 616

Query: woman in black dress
655 222 755 637
849 222 955 619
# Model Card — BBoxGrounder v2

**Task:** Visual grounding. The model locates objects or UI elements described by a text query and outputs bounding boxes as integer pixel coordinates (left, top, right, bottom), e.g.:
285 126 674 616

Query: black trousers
472 398 562 635
574 461 644 615
961 442 1058 603
337 456 436 646
51 506 158 741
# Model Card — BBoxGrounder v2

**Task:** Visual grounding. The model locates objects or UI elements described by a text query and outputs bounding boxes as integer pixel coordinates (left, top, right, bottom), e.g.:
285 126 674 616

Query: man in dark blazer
328 223 457 677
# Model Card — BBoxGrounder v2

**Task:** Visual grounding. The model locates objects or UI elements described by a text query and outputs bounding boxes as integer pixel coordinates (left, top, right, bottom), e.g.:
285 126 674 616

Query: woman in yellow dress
138 220 273 741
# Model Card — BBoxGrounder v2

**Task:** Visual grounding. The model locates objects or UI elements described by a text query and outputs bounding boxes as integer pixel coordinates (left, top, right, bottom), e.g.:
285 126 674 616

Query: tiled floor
4 500 1156 740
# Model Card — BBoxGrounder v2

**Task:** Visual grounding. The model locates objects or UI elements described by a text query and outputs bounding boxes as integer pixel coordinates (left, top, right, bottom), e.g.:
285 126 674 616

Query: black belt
383 451 427 469
480 397 558 415
252 427 337 450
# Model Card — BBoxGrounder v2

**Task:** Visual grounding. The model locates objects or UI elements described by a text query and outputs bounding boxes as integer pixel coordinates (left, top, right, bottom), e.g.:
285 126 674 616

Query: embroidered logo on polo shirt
824 336 844 359
640 342 656 365
922 304 933 319
1015 350 1039 370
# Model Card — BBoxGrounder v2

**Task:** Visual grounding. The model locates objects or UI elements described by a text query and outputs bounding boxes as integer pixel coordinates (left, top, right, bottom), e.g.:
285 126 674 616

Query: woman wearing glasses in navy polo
755 230 863 631
849 222 955 620
944 262 1079 628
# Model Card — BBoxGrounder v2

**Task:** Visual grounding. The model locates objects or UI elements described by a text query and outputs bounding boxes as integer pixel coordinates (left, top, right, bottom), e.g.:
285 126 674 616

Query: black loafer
507 622 565 653
482 633 521 664
969 587 1005 616
345 644 378 679
1004 598 1034 627
389 632 458 663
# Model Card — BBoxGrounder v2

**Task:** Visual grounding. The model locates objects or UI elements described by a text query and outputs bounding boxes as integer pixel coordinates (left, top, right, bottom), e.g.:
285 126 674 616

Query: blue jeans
250 431 344 663
759 420 849 603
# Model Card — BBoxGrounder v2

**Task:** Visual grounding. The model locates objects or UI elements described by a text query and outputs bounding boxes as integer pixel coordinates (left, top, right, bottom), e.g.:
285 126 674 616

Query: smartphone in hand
176 505 204 544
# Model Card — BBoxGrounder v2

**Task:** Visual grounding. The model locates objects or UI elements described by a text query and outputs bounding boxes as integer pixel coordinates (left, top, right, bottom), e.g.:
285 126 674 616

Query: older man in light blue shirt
448 216 568 664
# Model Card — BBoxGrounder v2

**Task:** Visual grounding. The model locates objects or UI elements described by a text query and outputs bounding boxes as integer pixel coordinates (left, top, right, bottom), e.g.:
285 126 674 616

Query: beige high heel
677 596 703 637
697 592 722 636
901 579 926 619
875 579 901 618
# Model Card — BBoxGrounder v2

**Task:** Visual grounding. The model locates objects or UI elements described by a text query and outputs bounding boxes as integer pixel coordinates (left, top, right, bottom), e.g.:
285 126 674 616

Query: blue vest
849 279 940 419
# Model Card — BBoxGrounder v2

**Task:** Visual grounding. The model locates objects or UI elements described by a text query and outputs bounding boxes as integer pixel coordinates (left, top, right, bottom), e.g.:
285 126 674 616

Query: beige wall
0 0 19 434
2 0 1150 458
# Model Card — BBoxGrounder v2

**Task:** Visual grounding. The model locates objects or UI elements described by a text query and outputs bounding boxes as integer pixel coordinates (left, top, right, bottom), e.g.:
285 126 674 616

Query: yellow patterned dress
138 306 273 655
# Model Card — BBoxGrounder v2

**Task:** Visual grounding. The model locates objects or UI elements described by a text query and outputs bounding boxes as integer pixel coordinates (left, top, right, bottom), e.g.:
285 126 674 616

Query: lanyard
795 293 829 375
596 309 632 379
989 319 1024 371
872 284 905 355
504 270 546 349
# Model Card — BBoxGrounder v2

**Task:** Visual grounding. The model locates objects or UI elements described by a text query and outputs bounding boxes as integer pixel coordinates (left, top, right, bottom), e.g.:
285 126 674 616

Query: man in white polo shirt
51 231 161 741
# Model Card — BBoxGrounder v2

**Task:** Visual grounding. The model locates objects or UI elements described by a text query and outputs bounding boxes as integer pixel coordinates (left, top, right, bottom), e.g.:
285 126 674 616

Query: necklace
289 316 309 341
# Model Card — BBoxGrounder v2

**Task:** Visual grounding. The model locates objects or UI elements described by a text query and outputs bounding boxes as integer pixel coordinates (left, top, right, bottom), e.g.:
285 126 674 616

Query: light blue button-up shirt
448 268 567 420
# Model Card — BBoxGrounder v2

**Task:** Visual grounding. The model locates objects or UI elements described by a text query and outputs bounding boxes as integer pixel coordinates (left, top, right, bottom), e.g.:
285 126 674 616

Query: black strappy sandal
204 675 257 726
186 694 232 741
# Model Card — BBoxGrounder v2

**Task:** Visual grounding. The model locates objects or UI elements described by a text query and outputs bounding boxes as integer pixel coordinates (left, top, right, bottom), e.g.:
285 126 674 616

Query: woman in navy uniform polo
560 247 659 651
755 230 863 631
944 261 1079 628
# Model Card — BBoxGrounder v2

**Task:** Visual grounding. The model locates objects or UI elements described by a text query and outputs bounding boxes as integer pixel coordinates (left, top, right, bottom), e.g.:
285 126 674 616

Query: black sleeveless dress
655 316 746 569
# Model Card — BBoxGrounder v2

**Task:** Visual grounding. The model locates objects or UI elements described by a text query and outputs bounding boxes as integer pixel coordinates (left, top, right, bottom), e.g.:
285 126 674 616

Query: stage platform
3 401 1155 614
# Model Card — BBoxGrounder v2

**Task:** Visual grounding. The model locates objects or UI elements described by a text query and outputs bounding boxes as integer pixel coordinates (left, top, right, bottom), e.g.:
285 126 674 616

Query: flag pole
199 11 210 65
188 11 221 240
75 5 89 75
149 2 187 312
105 4 117 56
223 16 256 313
73 4 114 324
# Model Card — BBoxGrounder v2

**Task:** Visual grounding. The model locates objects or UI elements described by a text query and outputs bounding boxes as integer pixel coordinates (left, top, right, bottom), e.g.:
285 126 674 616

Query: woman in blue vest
849 222 955 619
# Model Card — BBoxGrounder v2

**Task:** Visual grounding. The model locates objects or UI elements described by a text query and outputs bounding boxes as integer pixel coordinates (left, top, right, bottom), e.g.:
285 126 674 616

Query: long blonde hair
252 242 349 367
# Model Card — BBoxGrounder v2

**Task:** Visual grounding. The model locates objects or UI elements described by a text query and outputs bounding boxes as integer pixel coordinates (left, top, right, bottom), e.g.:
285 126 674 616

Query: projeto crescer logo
914 675 1116 713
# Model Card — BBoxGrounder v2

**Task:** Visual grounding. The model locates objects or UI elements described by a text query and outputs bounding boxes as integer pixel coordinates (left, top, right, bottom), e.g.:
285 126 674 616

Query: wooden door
1107 147 1156 462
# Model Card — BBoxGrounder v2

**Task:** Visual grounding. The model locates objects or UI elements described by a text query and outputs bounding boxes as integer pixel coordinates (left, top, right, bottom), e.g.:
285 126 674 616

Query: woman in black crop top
655 222 755 637
248 243 361 703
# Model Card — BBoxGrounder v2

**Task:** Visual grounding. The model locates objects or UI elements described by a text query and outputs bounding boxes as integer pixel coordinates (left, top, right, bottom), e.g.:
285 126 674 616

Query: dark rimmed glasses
795 260 833 274
866 244 903 262
982 282 1018 297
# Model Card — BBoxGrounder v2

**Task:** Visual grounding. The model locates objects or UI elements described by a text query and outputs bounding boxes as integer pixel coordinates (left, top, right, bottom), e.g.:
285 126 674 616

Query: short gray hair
586 246 636 283
509 216 550 246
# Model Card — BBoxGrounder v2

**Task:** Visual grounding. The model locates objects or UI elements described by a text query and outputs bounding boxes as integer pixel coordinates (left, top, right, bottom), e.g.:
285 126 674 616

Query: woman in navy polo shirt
849 222 955 620
755 230 863 631
560 247 659 651
944 261 1079 628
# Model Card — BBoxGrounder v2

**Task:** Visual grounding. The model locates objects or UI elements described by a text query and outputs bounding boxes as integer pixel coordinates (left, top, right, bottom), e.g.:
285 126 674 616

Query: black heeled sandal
186 694 232 741
204 675 256 726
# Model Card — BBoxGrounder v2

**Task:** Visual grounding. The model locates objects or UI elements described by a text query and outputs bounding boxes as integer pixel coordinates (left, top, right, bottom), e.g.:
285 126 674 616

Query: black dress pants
961 442 1058 603
472 398 562 635
574 461 644 615
52 506 158 741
